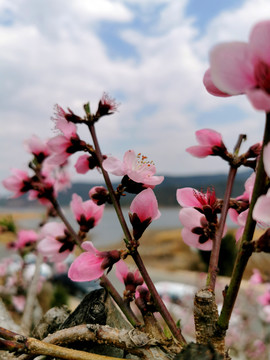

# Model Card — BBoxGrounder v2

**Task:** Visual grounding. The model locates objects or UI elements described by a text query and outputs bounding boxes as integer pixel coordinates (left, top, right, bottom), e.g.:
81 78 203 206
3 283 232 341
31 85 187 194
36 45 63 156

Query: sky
1 0 270 195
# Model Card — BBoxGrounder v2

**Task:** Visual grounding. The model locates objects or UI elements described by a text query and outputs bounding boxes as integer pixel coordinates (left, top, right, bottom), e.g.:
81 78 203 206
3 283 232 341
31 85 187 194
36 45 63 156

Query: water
0 206 182 247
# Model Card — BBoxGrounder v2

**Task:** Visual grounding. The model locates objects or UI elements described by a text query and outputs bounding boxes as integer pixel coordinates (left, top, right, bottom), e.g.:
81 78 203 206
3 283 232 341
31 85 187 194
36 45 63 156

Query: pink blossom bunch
70 193 105 233
204 20 270 111
68 241 121 282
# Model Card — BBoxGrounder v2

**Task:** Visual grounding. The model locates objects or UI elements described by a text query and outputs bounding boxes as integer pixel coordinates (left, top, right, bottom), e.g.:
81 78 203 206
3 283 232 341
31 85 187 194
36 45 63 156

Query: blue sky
1 0 270 195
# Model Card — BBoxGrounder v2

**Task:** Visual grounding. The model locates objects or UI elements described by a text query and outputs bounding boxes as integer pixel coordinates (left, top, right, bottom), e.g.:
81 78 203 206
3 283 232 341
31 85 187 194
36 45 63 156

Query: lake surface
0 206 182 247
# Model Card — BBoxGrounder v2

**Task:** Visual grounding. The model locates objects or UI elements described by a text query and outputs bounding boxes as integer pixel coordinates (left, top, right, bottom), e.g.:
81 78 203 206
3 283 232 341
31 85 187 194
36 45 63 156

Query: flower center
254 61 270 94
136 153 154 171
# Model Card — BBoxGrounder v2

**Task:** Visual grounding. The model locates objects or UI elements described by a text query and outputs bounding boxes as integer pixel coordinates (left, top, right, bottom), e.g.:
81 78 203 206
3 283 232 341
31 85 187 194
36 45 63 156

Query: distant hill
0 170 252 208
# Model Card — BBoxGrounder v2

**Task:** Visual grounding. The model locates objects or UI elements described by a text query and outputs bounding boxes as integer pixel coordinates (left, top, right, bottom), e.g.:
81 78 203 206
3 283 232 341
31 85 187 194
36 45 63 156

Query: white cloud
1 0 270 198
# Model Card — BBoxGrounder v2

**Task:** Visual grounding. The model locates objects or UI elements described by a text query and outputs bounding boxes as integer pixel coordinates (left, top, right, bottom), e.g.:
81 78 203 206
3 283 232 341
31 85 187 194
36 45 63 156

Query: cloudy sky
1 0 270 195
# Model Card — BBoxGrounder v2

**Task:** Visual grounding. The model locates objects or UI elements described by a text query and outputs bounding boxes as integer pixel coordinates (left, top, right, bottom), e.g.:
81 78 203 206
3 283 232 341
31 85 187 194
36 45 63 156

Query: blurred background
1 0 270 193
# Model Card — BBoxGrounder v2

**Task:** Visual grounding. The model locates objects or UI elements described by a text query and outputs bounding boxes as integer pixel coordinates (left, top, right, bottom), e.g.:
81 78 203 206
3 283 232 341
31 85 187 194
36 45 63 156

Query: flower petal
181 227 213 251
210 42 255 94
195 129 222 147
130 188 160 222
176 188 202 208
253 193 270 224
102 156 125 176
203 69 231 97
249 20 270 66
179 208 204 229
186 145 213 158
68 252 103 282
246 88 270 111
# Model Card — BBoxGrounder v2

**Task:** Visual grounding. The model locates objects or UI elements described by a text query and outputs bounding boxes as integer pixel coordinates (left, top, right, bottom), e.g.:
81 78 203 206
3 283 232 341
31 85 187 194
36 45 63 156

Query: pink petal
123 150 137 170
81 241 99 254
186 145 213 158
70 193 84 220
246 88 270 111
203 69 231 97
195 128 222 147
253 193 270 224
56 118 77 138
75 155 90 174
228 208 239 225
176 188 203 208
40 222 66 238
210 42 256 94
179 208 204 229
130 188 160 222
102 156 125 176
181 227 213 251
263 143 270 177
249 20 270 66
115 259 129 284
235 227 244 242
47 135 69 152
38 237 61 254
238 209 249 227
46 153 69 166
68 252 103 281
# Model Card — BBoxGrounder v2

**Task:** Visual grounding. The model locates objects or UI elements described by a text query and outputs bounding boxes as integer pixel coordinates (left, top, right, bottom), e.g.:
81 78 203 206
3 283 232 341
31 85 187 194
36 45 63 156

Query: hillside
0 170 252 208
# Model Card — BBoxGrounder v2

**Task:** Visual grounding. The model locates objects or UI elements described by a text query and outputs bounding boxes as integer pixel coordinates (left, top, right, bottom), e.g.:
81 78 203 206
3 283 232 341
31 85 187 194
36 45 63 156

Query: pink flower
204 20 270 111
115 260 143 288
179 207 213 250
37 222 74 262
74 154 100 174
2 168 32 198
70 193 104 232
103 150 164 187
24 135 51 163
68 241 121 282
130 188 160 222
11 230 38 250
186 129 226 158
46 106 86 166
75 155 91 174
129 188 160 240
96 92 119 117
237 172 255 203
89 186 109 205
176 187 217 209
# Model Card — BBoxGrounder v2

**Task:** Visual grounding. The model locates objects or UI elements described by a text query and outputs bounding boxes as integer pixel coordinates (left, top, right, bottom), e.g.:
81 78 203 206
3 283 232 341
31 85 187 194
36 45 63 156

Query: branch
44 323 177 359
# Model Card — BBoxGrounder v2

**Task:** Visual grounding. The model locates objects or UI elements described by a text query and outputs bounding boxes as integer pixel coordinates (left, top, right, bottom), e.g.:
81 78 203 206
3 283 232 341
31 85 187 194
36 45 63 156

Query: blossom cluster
3 20 270 358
